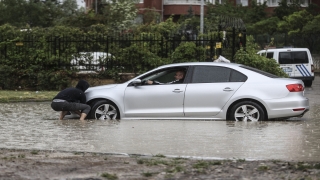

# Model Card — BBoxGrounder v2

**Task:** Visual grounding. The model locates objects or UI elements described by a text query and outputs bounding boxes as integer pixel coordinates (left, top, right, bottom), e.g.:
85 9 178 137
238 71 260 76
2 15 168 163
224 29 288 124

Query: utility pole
200 0 204 34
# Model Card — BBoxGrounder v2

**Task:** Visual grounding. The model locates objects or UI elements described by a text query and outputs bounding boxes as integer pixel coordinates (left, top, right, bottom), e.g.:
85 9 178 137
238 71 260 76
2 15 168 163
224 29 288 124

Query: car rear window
240 65 279 78
279 51 308 64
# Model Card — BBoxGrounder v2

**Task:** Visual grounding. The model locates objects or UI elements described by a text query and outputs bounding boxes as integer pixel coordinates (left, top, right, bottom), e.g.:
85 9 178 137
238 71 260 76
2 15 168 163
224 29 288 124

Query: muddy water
0 78 320 162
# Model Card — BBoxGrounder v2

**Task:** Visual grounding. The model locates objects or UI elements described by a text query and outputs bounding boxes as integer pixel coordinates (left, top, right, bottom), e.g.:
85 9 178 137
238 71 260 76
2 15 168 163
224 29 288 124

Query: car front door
123 67 188 118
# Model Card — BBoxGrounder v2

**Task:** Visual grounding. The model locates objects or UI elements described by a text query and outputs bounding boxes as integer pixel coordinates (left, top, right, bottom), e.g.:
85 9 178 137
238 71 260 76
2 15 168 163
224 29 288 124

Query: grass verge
0 90 58 103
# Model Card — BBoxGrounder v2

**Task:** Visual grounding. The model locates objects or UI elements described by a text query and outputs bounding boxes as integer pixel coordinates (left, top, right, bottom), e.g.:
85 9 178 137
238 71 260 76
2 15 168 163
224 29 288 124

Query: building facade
84 0 320 21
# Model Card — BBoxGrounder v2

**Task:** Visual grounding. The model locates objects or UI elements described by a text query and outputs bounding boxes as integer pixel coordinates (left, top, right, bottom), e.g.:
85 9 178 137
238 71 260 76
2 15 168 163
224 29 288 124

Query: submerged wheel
88 100 119 120
230 101 265 121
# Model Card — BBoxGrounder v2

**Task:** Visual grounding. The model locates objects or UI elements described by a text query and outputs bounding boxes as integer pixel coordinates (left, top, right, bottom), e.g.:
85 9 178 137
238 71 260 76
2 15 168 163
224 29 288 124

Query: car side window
230 70 247 82
192 66 247 83
140 67 188 85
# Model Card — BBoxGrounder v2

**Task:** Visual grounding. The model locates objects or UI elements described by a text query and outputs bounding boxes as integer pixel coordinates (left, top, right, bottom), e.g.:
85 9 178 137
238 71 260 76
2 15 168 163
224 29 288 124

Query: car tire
88 100 119 120
230 101 265 121
303 80 312 87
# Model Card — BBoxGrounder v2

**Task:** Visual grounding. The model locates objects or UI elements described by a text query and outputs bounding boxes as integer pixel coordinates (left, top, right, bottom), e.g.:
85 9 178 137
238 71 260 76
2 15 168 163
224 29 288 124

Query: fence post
232 27 236 62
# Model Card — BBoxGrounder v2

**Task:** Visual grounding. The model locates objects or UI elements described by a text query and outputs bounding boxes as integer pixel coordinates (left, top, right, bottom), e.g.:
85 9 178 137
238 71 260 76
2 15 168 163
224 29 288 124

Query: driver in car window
147 70 185 85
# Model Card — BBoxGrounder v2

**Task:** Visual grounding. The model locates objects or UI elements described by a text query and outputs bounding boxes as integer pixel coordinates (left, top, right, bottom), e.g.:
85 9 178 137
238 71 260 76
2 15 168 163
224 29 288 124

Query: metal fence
1 33 319 73
0 34 239 72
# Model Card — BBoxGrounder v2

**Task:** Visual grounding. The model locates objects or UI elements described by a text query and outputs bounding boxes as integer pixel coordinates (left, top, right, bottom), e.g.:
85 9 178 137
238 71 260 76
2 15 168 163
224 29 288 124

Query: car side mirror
130 79 142 86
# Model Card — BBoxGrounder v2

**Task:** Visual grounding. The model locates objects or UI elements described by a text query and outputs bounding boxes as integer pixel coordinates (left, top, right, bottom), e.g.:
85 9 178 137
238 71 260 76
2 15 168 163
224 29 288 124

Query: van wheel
230 101 265 121
303 80 312 87
88 100 119 120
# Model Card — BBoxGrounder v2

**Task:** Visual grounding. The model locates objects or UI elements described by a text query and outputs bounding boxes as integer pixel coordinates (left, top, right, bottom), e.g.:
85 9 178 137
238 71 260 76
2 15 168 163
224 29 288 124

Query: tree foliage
101 0 138 32
0 0 80 28
248 17 280 36
278 10 313 36
243 0 267 24
234 36 288 77
273 0 302 20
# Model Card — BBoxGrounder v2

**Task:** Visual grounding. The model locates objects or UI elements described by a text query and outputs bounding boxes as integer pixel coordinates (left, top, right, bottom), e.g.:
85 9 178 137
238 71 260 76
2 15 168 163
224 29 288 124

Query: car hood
85 84 118 93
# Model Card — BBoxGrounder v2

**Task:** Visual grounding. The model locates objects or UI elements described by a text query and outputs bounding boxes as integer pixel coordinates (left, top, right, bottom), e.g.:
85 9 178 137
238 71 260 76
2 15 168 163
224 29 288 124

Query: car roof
156 62 241 69
258 48 310 53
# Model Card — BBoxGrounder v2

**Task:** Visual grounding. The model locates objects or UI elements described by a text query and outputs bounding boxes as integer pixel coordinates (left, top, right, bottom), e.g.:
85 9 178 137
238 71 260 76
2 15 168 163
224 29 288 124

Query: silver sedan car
84 62 309 121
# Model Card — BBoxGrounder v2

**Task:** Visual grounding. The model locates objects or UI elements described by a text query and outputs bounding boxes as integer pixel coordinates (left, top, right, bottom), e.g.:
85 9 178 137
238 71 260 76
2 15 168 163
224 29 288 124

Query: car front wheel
230 101 265 121
88 100 119 120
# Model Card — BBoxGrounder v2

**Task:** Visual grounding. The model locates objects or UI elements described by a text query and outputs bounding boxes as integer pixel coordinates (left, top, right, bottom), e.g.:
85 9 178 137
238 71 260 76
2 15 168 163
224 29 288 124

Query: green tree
54 0 85 26
0 0 80 28
102 0 138 32
278 10 313 36
207 1 245 19
177 7 201 36
248 17 280 36
135 17 179 38
273 0 302 20
277 10 319 51
234 35 288 77
0 0 28 27
205 1 245 33
142 8 161 24
244 0 267 24
306 2 320 16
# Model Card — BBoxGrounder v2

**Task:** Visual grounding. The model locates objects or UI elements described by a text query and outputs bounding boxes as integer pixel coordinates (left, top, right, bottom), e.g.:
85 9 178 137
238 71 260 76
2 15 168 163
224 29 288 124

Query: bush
234 35 288 77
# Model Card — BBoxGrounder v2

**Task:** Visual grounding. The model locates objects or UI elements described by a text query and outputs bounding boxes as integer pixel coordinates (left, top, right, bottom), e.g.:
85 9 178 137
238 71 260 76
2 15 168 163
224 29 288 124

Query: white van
257 48 315 87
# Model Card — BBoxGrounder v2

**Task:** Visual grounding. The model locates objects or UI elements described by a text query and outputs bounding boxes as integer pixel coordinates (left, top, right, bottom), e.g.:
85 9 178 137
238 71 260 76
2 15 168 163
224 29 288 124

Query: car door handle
173 89 183 93
223 87 234 92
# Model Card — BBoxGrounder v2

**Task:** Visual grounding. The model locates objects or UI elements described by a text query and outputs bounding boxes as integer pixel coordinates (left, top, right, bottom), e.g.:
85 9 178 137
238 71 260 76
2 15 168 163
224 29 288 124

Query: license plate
282 67 292 72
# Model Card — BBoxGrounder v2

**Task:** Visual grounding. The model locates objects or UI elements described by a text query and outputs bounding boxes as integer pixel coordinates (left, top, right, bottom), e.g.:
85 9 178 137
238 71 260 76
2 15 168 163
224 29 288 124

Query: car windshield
240 65 279 78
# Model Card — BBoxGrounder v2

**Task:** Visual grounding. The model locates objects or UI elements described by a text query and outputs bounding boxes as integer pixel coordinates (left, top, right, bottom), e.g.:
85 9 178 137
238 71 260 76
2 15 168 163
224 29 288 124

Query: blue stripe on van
296 64 311 76
296 65 307 76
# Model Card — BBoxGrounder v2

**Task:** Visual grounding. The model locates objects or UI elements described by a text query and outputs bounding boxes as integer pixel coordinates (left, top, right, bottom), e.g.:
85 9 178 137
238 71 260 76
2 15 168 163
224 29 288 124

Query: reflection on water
0 77 319 161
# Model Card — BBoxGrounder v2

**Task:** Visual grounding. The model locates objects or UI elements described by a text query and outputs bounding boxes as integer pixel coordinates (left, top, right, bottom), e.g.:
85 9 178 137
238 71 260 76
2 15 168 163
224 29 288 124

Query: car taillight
286 84 304 92
311 65 314 73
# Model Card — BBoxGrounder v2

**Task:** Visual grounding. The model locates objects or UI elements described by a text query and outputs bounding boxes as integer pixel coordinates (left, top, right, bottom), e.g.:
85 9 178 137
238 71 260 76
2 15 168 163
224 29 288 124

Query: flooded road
0 78 320 162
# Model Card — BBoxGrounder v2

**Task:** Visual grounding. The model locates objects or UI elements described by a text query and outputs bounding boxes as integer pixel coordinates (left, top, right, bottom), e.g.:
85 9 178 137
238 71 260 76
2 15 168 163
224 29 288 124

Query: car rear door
184 66 246 117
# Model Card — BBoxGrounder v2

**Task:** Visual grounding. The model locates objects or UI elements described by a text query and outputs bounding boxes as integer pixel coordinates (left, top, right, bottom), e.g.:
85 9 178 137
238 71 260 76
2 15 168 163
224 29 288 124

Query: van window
279 51 308 64
266 52 274 59
293 51 308 63
258 52 273 59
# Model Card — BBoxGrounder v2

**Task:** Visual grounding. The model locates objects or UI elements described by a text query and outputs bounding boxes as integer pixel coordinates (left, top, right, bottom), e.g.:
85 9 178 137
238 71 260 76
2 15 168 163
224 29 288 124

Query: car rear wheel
88 100 119 120
230 101 265 121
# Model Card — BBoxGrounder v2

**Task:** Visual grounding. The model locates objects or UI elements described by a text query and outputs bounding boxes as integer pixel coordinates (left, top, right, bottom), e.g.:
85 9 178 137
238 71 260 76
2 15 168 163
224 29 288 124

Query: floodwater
0 78 320 162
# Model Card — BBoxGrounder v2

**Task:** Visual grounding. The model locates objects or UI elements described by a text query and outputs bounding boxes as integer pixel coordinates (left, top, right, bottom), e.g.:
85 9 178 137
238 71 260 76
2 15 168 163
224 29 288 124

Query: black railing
0 33 242 72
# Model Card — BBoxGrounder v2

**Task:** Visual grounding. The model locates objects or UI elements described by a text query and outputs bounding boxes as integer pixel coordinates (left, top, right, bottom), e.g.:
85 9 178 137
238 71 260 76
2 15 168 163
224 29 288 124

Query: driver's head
175 70 185 80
